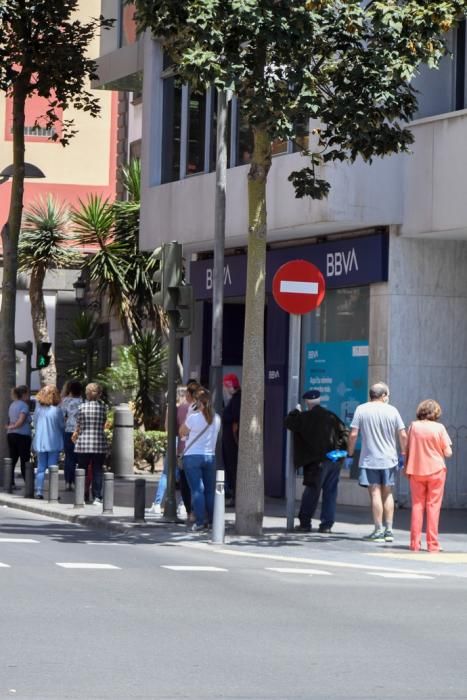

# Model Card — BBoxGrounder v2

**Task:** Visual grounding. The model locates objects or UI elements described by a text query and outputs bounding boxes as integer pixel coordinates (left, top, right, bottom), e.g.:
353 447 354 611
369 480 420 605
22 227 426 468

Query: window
237 107 253 166
161 77 182 184
4 93 61 143
187 90 206 175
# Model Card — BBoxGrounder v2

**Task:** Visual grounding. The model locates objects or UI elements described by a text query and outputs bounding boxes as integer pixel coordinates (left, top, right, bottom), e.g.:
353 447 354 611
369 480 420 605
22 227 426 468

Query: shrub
134 430 167 471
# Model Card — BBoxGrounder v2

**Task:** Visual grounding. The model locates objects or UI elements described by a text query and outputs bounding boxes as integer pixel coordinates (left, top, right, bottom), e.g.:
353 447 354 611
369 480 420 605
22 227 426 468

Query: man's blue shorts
359 467 396 488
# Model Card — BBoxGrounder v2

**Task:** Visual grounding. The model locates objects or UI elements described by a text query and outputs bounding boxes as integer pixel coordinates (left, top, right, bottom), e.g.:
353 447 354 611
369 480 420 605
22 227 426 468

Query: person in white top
179 388 221 532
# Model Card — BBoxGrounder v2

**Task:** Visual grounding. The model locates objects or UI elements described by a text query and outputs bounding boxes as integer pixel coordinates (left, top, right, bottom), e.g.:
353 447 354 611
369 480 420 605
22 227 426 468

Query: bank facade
96 8 467 508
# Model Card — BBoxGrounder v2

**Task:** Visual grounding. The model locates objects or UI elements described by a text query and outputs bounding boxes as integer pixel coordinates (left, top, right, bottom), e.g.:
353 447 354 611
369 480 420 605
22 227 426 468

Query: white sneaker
177 504 187 518
147 503 162 515
93 498 102 505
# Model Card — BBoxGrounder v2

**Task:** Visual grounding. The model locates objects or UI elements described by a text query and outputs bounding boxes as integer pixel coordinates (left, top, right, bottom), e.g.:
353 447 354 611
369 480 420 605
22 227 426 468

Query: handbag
176 421 211 468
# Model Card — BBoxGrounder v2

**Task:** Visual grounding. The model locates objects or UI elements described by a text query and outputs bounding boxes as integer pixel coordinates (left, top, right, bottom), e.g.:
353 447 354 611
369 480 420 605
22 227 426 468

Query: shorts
359 467 396 488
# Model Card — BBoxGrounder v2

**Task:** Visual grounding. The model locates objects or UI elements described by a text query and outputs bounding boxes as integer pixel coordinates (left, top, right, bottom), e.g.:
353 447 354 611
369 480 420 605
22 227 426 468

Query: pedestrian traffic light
36 342 52 369
175 284 195 337
152 242 183 311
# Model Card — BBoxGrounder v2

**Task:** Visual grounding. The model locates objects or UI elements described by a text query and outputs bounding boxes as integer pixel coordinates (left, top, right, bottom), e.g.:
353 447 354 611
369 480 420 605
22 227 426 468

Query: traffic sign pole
271 259 326 532
285 314 301 532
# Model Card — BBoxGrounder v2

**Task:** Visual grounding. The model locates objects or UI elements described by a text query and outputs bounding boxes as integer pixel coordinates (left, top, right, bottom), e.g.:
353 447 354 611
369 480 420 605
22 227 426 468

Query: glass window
187 90 206 175
318 287 369 342
271 138 288 156
161 78 182 184
292 118 310 153
236 106 253 166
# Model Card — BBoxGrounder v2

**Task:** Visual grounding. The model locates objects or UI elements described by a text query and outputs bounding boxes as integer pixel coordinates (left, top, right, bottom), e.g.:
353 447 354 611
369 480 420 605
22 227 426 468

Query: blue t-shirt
32 405 64 452
8 400 31 436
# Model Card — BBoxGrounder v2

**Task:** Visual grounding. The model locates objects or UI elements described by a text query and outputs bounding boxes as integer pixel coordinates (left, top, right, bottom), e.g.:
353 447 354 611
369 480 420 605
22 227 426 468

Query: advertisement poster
304 341 369 427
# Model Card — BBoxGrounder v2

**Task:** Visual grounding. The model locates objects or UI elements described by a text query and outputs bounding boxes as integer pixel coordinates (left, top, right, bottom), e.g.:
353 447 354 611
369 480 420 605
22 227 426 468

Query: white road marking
161 565 228 572
280 280 318 295
56 563 121 570
0 538 39 543
367 572 434 580
0 563 11 567
266 567 332 576
84 541 129 546
181 543 437 575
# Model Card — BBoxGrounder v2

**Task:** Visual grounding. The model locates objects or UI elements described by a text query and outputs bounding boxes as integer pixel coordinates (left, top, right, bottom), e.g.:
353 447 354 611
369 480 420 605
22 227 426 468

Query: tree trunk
0 82 27 460
235 127 272 536
29 265 57 386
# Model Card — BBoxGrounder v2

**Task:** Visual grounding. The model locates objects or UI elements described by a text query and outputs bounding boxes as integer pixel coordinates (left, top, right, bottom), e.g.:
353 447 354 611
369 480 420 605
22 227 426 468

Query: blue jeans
299 459 341 528
183 455 216 526
63 432 77 484
153 456 181 505
35 451 60 496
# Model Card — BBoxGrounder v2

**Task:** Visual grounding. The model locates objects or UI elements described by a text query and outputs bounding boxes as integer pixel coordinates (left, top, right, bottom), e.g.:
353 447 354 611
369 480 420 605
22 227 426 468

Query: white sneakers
147 503 162 515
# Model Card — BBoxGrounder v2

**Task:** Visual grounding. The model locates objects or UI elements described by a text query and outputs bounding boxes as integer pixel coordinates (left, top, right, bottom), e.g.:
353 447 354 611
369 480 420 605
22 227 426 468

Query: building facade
96 10 467 508
0 0 118 388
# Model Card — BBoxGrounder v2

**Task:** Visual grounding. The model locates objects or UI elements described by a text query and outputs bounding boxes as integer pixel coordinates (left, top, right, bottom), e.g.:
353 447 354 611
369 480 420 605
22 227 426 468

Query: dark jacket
285 405 348 470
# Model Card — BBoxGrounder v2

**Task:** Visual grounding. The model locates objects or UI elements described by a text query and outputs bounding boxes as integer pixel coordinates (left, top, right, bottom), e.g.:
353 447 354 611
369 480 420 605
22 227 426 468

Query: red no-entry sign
272 259 326 314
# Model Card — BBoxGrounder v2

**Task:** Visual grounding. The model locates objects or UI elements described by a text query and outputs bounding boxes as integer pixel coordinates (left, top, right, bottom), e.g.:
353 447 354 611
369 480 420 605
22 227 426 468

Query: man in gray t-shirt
347 382 407 543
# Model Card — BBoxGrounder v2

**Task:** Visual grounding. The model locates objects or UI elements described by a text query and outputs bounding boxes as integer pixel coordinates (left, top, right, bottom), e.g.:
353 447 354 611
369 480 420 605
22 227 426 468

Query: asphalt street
0 507 467 700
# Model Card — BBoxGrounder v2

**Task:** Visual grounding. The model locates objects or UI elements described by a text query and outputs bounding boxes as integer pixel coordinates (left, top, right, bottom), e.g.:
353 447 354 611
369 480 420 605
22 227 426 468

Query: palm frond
19 195 82 272
71 194 114 247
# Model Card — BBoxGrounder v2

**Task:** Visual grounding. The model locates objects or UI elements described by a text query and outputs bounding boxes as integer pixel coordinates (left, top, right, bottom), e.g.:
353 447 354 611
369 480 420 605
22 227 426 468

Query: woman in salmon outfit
404 400 452 552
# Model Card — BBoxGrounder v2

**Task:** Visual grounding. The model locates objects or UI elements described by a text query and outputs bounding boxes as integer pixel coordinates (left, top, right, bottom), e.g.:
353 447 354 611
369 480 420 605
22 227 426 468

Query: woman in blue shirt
6 385 32 489
32 385 64 499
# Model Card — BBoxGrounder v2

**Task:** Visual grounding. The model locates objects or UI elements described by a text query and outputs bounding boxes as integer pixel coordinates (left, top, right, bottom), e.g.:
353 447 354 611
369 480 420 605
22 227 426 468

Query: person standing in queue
72 383 108 505
285 389 348 533
6 385 32 488
222 373 241 506
180 388 221 532
404 399 452 552
32 385 64 499
347 382 407 543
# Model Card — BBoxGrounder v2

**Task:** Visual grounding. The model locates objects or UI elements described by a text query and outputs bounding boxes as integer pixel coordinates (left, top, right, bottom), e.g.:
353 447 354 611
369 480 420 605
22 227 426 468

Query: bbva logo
326 249 359 277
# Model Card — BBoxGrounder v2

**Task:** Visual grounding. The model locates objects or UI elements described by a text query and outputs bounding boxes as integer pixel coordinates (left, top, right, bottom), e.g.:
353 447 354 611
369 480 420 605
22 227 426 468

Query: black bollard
24 461 35 498
3 458 13 493
102 472 114 514
134 478 146 522
74 468 85 508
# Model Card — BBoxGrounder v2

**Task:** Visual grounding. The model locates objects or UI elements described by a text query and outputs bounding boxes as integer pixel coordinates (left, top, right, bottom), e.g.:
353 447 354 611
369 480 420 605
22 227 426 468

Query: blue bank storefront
190 231 389 499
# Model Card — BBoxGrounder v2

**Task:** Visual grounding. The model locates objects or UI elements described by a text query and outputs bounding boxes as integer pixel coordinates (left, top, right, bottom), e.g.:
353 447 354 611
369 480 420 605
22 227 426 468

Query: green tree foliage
99 332 167 430
0 1 113 458
18 196 82 386
134 0 467 534
71 160 160 341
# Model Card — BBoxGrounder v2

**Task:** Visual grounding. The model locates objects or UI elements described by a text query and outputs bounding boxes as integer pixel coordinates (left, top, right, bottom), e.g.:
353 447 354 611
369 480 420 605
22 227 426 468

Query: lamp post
0 162 46 186
72 272 87 304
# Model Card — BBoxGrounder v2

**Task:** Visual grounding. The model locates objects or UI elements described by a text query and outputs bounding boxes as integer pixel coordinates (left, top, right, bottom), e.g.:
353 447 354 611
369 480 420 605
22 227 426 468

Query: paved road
1 507 466 700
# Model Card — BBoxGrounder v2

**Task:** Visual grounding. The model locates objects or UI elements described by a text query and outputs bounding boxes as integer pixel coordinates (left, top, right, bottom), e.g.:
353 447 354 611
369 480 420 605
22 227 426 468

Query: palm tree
71 159 160 342
19 196 82 386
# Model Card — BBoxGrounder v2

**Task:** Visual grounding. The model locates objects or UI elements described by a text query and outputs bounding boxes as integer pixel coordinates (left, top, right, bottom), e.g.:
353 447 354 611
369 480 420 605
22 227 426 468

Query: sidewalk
1 472 467 576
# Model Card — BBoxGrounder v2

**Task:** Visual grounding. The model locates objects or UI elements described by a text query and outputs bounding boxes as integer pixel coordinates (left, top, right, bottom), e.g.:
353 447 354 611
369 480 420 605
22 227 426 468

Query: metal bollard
48 466 59 503
211 470 225 544
3 458 13 494
102 472 114 514
134 478 146 522
24 461 35 498
111 404 134 476
74 468 85 508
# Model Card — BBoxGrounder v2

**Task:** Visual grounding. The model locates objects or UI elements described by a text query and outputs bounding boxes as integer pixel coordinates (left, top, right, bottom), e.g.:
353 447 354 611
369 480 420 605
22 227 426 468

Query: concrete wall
387 234 467 506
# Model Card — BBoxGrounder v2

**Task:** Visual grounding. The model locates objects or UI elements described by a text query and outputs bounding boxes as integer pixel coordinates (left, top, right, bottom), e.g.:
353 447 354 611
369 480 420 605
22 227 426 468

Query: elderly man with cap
285 389 348 533
222 373 241 506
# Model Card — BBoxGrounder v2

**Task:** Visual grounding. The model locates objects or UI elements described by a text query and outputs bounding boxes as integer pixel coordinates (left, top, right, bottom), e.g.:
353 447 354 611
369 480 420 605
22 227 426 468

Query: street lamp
73 272 87 304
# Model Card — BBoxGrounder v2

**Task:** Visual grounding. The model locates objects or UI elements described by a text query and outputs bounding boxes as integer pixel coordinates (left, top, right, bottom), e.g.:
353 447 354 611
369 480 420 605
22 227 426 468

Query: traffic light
152 242 183 311
36 342 52 369
175 284 195 337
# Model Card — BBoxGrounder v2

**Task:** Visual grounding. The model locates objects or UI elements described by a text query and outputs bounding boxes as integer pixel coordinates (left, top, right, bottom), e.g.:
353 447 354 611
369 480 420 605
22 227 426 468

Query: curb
0 495 178 537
